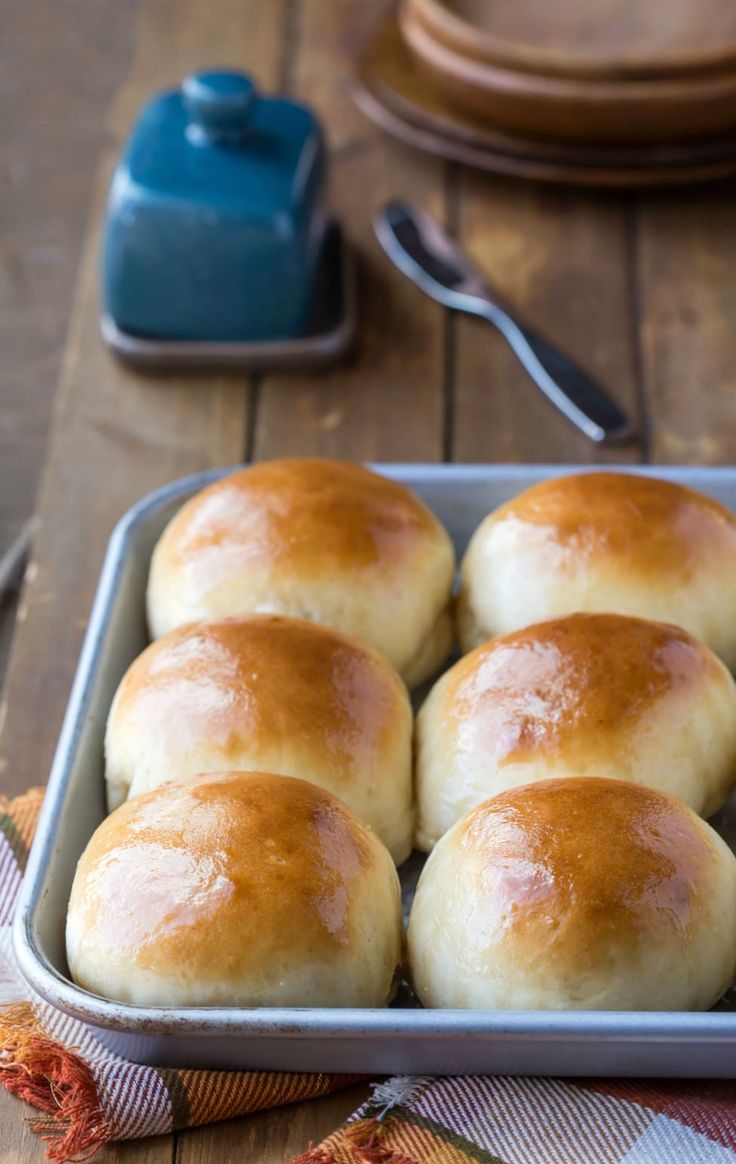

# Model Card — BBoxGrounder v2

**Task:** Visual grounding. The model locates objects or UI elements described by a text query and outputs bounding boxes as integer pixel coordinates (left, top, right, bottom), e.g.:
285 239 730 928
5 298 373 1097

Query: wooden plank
636 187 736 464
97 1137 175 1163
0 1089 51 1164
0 0 141 558
253 0 448 462
0 0 142 685
451 171 645 464
0 0 287 799
0 1089 174 1163
178 1084 371 1163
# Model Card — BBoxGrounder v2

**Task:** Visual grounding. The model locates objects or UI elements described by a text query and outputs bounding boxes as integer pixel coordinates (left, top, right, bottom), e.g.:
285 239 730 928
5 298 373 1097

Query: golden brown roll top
67 772 403 1008
147 458 455 687
105 614 414 863
415 613 736 849
408 777 736 1011
458 471 736 667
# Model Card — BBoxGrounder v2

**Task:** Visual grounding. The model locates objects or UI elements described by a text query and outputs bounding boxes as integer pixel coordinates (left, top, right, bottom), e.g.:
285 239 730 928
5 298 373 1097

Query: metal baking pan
13 464 736 1075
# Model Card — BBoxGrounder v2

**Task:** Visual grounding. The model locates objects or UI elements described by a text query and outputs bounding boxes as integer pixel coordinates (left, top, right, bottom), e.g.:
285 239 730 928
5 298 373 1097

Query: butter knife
374 201 632 445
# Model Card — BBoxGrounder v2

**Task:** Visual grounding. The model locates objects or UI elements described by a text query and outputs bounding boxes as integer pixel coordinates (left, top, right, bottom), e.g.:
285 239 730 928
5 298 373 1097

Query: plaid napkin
2 790 736 1164
294 1076 736 1163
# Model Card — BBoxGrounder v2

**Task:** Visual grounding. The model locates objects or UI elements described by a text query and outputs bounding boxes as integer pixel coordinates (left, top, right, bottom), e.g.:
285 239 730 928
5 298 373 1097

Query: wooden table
3 0 736 1160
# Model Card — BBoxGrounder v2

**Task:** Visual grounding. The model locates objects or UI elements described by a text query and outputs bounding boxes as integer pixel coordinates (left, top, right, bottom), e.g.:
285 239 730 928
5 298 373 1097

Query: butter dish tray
13 464 736 1073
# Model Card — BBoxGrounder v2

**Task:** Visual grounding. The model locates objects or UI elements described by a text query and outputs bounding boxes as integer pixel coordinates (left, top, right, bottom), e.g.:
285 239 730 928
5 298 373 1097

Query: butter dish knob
182 70 258 143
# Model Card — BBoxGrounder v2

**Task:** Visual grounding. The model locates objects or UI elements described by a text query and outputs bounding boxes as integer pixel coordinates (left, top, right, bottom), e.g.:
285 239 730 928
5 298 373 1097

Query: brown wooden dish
352 15 736 188
407 0 736 81
401 3 736 145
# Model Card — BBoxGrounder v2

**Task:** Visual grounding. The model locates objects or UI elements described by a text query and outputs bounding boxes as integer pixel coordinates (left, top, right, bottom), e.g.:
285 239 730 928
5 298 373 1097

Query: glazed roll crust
147 458 455 686
415 613 736 850
105 614 414 863
67 771 404 1009
458 471 736 668
408 777 736 1011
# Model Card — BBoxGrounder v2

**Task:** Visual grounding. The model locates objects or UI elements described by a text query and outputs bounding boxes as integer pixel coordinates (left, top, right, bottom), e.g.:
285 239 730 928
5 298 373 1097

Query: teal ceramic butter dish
102 69 353 361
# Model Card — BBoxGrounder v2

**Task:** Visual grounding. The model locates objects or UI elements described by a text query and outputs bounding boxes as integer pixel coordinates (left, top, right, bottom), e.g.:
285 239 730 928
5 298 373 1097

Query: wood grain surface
0 0 141 686
254 0 447 463
4 0 736 1161
451 171 643 462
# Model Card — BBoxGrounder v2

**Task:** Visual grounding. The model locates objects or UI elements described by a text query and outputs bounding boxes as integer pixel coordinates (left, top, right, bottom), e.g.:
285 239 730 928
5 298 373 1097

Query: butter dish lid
123 70 321 214
102 69 329 344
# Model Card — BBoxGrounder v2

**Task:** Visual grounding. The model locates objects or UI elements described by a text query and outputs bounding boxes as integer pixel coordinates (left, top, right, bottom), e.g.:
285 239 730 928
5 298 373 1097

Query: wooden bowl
401 3 736 145
407 0 736 81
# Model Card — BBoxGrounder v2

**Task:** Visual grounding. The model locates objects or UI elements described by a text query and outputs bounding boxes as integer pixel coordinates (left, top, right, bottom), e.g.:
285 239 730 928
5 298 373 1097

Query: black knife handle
490 310 633 444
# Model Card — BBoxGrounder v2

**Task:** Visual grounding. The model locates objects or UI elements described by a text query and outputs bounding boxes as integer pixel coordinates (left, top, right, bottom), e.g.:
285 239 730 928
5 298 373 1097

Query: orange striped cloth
3 789 736 1163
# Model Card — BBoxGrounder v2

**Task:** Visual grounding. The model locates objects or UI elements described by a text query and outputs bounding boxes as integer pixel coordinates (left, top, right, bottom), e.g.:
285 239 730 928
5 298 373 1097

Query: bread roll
415 613 736 850
105 614 413 863
147 458 455 687
408 777 736 1011
67 771 403 1008
458 471 736 667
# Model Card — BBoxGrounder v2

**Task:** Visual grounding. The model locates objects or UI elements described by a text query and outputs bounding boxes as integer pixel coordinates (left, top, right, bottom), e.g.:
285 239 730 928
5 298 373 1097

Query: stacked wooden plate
352 0 736 186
